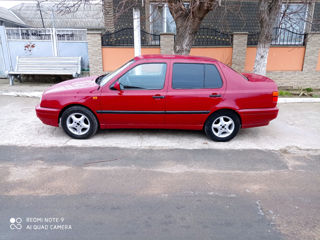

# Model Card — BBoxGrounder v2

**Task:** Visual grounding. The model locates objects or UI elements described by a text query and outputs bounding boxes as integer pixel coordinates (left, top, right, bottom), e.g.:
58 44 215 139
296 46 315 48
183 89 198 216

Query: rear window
172 63 223 89
221 63 248 81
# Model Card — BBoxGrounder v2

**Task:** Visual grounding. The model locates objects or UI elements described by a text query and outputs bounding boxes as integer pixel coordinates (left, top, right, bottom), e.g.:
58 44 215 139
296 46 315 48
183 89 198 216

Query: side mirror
113 81 121 91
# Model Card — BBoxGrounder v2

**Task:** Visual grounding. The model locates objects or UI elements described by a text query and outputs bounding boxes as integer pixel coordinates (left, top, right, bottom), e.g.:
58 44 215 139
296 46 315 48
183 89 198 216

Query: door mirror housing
113 81 121 91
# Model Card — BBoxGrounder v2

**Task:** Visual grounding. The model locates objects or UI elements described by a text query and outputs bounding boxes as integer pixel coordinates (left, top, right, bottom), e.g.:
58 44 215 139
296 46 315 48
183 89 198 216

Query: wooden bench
8 56 82 85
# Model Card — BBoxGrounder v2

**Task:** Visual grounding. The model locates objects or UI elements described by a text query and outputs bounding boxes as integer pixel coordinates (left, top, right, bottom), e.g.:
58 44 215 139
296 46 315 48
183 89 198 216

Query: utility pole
51 9 58 56
37 1 45 28
133 7 141 57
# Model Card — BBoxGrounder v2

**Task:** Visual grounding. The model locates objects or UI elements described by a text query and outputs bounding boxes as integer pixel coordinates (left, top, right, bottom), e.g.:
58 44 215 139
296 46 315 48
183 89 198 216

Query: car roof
134 54 218 62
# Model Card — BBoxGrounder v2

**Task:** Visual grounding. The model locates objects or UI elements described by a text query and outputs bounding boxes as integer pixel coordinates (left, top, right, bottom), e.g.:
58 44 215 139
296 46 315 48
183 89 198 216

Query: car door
165 61 226 128
98 62 168 128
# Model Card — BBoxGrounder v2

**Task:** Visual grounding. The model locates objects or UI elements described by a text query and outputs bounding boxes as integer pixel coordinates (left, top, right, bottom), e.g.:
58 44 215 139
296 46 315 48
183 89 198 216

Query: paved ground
0 93 319 240
0 78 51 97
0 146 319 240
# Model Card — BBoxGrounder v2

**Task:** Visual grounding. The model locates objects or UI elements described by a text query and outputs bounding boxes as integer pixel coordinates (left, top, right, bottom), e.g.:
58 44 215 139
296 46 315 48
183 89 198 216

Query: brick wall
303 33 320 72
232 32 320 89
96 31 320 88
87 30 104 76
160 33 174 55
265 33 320 89
232 33 248 72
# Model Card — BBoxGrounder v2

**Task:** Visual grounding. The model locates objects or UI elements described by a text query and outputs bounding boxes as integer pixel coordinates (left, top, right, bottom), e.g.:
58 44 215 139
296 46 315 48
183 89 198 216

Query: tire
204 110 241 142
61 106 98 139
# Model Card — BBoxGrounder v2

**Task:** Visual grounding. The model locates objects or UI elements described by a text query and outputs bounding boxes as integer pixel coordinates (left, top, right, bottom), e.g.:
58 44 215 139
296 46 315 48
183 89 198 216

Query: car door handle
152 95 165 99
209 94 221 98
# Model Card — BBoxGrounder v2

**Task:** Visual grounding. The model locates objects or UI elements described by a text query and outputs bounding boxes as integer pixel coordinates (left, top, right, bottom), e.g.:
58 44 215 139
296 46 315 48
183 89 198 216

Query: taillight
273 91 278 103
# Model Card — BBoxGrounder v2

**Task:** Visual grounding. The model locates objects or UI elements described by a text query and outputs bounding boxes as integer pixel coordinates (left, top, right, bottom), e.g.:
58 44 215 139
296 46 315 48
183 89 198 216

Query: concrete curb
0 91 320 103
278 98 320 103
0 91 42 98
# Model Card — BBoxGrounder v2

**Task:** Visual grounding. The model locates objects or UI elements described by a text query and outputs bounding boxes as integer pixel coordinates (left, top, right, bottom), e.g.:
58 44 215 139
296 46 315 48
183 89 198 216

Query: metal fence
102 27 233 47
56 29 87 41
248 27 306 46
6 28 87 41
194 28 233 46
6 28 52 40
102 28 160 46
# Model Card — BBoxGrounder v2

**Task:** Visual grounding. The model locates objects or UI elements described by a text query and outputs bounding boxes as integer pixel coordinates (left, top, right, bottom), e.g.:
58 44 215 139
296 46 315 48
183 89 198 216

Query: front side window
172 63 222 89
118 63 167 90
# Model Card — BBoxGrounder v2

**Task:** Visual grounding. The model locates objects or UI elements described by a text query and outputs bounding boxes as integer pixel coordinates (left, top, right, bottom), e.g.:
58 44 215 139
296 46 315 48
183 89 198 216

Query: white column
52 28 58 56
51 9 58 56
163 5 167 33
133 7 141 57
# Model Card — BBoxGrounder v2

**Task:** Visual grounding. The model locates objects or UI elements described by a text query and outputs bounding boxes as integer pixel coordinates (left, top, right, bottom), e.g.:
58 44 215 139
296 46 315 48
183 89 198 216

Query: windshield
99 60 134 86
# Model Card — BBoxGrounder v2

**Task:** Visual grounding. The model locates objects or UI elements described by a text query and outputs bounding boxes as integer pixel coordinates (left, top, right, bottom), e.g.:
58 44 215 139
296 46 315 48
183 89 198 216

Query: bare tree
253 0 312 75
167 0 219 55
107 0 221 55
50 0 314 75
52 0 221 55
253 0 282 75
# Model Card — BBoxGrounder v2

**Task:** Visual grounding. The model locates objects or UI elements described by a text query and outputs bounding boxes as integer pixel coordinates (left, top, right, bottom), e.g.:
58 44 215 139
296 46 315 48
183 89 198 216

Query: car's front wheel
204 110 240 142
61 106 98 139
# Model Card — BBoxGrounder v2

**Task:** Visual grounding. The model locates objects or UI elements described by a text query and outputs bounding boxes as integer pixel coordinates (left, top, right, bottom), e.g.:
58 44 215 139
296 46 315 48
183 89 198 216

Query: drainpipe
133 7 141 57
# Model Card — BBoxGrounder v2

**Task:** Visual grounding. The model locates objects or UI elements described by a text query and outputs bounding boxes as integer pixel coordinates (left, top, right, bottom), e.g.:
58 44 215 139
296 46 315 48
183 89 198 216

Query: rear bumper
238 107 279 128
35 104 60 127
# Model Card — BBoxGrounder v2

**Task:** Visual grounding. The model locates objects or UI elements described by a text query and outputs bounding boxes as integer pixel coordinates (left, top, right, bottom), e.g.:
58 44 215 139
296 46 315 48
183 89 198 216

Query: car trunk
241 73 279 108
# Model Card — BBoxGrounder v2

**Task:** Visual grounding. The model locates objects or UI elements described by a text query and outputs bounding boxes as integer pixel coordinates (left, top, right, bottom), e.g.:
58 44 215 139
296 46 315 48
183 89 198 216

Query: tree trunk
168 1 216 55
253 0 282 75
254 41 270 75
174 18 200 55
103 0 115 32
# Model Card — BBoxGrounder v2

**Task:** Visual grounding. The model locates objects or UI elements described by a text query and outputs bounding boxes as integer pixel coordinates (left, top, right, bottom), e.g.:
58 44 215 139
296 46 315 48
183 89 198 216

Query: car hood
44 76 99 94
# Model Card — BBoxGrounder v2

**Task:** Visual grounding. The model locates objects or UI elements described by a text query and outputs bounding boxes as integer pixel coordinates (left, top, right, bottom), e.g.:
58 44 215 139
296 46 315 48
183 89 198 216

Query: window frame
273 3 308 45
149 3 176 34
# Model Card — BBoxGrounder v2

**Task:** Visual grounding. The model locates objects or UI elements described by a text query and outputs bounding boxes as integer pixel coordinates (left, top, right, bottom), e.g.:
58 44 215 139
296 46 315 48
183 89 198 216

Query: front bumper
35 104 60 127
238 107 279 128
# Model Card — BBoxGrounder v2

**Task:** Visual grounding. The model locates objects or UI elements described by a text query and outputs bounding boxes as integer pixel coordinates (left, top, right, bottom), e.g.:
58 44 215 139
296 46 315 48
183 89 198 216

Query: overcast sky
0 0 102 9
0 0 36 8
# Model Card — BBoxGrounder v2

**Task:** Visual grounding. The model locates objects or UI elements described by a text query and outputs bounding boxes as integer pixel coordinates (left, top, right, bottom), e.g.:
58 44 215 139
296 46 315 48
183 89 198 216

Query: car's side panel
165 59 227 127
238 108 279 128
215 62 279 128
98 60 169 128
218 63 278 110
97 90 167 128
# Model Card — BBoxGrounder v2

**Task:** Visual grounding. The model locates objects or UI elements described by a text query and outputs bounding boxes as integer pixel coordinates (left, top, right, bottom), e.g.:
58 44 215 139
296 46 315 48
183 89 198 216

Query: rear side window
205 64 223 88
172 63 222 89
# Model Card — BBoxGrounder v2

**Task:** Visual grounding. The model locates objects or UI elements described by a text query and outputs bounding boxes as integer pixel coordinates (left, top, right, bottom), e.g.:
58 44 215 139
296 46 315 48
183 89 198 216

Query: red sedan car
36 55 279 142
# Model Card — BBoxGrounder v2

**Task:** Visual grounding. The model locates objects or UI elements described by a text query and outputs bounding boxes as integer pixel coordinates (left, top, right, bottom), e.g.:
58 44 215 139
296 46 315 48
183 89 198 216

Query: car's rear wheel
204 110 240 142
61 106 98 139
